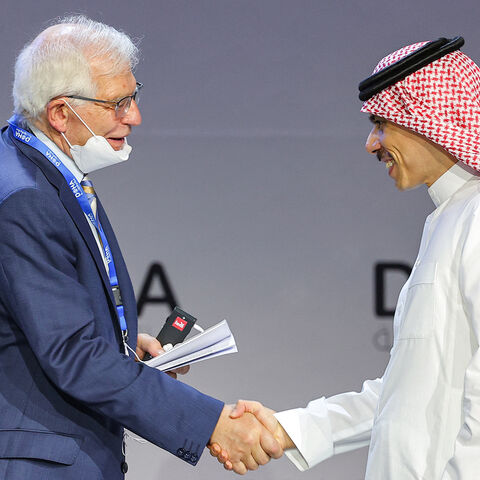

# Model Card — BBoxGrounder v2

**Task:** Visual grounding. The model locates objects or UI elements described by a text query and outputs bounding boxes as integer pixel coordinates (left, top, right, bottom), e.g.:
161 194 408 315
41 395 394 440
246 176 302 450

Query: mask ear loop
61 99 97 146
60 131 74 149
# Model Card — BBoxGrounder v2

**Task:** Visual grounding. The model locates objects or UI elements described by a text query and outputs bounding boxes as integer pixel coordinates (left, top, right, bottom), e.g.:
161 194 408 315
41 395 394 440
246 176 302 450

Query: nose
365 127 380 154
122 99 142 126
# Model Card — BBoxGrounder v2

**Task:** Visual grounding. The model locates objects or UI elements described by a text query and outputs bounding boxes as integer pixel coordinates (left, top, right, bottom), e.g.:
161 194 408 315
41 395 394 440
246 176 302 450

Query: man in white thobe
211 37 480 479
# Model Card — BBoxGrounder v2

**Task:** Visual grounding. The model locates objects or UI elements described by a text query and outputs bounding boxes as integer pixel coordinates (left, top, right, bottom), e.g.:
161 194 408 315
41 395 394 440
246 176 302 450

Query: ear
45 98 69 133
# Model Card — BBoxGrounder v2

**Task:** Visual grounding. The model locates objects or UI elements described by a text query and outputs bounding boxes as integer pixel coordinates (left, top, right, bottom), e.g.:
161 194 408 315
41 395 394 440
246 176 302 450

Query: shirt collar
28 124 84 183
428 162 479 207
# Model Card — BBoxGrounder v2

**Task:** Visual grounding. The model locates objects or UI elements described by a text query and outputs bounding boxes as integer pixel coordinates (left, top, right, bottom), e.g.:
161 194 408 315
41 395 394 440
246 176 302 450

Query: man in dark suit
0 15 282 479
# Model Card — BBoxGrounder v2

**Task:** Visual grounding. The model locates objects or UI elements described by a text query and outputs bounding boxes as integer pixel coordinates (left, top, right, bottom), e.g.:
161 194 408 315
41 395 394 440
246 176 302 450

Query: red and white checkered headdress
361 42 480 170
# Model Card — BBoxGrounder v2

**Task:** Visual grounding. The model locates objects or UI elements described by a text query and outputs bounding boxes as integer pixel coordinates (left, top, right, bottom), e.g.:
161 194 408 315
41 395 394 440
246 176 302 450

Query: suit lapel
9 129 117 313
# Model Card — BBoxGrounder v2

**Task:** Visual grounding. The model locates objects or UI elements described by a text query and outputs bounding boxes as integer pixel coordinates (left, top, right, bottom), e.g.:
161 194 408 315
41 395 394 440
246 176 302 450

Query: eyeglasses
65 82 143 118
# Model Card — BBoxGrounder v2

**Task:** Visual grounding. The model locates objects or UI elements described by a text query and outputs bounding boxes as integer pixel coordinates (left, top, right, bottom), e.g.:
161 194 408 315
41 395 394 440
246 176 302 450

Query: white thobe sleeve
274 377 382 471
442 208 480 479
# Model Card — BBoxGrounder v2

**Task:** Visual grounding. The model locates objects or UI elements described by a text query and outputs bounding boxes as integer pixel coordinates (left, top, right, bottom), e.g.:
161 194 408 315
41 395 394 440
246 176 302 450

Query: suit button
121 461 128 473
184 450 191 460
190 453 198 463
177 448 186 457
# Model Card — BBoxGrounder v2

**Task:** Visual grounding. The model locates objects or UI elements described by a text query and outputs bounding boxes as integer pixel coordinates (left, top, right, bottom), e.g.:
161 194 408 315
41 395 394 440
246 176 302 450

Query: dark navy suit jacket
0 125 224 479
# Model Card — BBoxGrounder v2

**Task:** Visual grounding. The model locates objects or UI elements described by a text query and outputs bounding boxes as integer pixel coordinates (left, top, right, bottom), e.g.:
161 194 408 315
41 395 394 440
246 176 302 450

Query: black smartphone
143 307 197 361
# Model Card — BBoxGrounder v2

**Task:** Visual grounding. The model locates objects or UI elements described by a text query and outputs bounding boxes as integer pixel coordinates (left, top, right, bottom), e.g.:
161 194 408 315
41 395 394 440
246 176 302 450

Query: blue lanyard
8 117 129 348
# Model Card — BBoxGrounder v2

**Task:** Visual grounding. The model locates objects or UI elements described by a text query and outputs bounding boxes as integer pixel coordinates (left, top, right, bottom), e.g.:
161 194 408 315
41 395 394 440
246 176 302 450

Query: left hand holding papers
136 333 190 378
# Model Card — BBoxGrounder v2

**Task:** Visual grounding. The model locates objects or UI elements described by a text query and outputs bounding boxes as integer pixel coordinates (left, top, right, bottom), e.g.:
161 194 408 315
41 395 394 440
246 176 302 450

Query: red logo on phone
173 317 187 331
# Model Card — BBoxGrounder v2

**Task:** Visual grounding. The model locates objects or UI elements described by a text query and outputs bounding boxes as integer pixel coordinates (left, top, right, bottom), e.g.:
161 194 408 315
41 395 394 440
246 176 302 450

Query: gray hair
13 15 140 121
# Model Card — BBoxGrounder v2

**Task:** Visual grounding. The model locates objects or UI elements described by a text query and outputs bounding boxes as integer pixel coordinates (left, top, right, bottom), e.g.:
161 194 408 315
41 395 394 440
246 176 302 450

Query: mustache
377 149 393 162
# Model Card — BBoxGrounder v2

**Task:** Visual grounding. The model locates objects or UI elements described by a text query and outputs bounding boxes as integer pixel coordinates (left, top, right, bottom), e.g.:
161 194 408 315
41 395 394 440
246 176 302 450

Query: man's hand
136 333 190 379
209 404 284 474
210 400 294 471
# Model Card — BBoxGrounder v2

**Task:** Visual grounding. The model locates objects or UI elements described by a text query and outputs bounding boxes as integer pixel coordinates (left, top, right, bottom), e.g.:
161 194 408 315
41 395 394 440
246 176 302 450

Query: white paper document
144 319 237 372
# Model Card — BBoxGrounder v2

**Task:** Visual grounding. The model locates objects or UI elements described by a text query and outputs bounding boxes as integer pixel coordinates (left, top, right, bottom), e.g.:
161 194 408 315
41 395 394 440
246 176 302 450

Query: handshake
208 400 294 474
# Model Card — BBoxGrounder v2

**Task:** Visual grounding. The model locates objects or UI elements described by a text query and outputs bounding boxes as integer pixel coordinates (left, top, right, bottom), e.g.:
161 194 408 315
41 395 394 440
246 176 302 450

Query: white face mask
61 101 132 174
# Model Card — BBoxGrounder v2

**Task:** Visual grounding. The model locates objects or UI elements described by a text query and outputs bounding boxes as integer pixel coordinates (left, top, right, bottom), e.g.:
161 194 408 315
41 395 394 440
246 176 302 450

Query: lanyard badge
8 118 130 355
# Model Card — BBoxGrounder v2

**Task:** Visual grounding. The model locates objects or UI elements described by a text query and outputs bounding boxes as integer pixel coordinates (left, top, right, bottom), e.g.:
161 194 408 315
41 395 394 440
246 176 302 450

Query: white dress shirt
276 162 480 479
29 125 109 272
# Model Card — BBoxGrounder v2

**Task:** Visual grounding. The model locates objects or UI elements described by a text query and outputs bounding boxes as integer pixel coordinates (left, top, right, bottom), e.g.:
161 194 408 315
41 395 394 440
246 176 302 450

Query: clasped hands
209 400 294 475
137 335 291 473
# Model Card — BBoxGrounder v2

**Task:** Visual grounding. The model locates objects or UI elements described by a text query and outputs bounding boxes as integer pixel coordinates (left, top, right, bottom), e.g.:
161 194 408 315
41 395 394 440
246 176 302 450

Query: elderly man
0 15 282 479
212 37 480 478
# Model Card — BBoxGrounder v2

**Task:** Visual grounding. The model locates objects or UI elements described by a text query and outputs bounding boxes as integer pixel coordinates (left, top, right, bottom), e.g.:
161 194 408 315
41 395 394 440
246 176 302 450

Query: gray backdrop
1 1 478 479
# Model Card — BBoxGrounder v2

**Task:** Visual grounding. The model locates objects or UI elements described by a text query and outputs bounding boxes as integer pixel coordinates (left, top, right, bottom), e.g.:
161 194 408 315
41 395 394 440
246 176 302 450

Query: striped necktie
81 177 98 220
81 177 108 272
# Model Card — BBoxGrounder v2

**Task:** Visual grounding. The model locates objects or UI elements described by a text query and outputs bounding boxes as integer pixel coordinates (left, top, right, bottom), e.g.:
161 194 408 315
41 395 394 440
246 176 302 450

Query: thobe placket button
121 461 128 474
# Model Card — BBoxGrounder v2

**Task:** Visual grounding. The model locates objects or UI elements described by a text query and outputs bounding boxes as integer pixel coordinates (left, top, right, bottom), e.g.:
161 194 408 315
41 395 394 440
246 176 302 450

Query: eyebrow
108 83 139 103
369 115 387 125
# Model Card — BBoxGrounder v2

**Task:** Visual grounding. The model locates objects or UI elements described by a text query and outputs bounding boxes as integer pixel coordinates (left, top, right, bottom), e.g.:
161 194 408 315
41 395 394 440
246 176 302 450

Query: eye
369 115 385 131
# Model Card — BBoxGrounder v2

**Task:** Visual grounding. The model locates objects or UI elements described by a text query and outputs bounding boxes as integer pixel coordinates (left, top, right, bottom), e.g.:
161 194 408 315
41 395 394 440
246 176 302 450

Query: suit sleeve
442 207 480 479
275 378 382 470
0 188 223 463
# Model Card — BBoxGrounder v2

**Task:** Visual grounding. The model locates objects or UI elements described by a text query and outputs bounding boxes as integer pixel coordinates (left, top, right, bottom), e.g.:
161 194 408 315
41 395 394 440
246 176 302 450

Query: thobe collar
29 123 84 182
428 162 479 207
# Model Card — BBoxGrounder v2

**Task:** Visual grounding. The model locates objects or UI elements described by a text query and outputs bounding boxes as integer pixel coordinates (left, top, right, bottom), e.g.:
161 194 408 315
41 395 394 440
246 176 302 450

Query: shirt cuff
275 397 334 471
